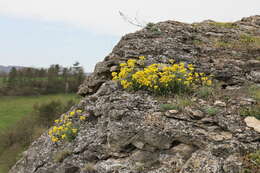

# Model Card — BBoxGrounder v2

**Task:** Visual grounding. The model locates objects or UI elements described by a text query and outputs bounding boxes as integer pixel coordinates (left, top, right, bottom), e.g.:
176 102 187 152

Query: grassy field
0 77 5 86
0 94 80 173
0 94 80 130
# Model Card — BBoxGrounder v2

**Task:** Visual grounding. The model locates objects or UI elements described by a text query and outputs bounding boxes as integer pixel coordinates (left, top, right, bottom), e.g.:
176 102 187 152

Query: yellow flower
48 129 53 135
52 126 58 133
80 116 86 121
169 59 175 64
120 80 132 89
70 111 75 116
58 126 63 131
139 56 145 60
54 119 59 124
61 134 66 139
120 63 127 67
206 80 212 86
76 110 82 114
72 128 78 134
66 122 72 126
51 136 58 142
127 59 137 67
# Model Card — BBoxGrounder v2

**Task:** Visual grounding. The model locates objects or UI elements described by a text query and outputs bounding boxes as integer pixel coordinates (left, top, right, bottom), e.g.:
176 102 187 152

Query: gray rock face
10 16 260 173
78 15 260 96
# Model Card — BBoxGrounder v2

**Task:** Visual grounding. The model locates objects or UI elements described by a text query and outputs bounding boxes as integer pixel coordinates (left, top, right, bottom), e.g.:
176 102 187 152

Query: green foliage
159 96 193 112
159 104 178 112
112 57 212 96
248 85 260 101
53 149 72 162
240 85 260 120
240 34 258 44
248 150 260 165
33 99 77 127
203 107 219 116
214 40 233 49
240 105 260 120
146 23 161 33
214 34 260 50
0 63 85 96
242 150 260 173
0 94 78 130
0 94 79 172
48 109 88 143
209 22 238 28
196 86 214 99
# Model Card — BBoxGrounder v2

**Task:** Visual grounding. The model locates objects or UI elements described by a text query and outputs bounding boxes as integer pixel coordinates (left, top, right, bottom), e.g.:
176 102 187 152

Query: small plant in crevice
196 86 214 99
112 56 213 96
203 107 219 116
146 22 161 33
159 104 178 112
240 105 260 120
248 85 260 101
242 150 260 173
48 109 89 143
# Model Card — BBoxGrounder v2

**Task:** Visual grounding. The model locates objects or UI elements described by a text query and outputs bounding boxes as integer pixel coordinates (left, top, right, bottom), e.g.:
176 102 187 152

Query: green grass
0 77 6 87
0 93 80 173
209 22 238 29
203 107 219 116
0 94 80 130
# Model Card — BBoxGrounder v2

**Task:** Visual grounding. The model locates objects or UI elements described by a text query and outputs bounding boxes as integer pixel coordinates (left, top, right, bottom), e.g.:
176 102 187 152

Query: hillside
10 15 260 173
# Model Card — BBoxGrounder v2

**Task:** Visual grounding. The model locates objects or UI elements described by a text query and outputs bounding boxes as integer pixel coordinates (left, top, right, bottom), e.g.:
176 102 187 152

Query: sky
0 0 259 72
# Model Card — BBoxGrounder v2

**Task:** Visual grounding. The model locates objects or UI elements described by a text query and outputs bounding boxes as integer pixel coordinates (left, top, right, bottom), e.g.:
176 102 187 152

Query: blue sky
0 16 119 72
0 0 259 72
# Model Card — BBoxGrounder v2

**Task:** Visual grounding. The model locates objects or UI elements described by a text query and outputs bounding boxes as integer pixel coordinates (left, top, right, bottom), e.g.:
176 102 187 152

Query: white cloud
0 0 259 36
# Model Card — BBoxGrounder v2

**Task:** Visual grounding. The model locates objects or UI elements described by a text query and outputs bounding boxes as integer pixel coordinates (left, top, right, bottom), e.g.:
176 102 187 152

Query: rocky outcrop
78 15 260 96
10 16 260 173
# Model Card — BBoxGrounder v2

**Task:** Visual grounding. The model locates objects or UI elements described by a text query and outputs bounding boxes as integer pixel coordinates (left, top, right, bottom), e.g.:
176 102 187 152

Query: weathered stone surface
78 15 260 96
244 116 260 133
214 100 227 107
10 15 260 173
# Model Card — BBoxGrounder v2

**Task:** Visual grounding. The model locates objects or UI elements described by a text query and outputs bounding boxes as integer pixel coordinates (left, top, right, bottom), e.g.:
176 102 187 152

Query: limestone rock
244 116 260 133
214 100 226 107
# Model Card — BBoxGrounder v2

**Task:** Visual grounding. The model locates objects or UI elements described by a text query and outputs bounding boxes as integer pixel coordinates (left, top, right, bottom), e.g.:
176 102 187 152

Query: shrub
145 23 161 33
33 99 76 127
112 56 212 95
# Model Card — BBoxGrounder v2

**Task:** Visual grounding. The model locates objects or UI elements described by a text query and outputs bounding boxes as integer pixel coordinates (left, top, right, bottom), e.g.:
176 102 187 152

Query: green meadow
0 94 80 173
0 94 79 130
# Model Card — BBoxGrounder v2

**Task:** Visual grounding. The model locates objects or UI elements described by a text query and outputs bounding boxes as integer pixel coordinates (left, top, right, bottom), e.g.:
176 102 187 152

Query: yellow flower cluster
112 56 212 95
48 109 88 143
112 58 137 89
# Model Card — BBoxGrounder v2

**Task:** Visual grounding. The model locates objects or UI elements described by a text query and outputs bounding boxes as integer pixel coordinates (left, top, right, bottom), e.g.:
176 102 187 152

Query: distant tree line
0 62 85 96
